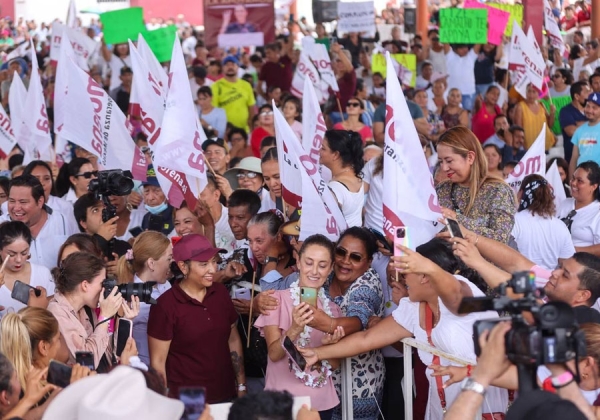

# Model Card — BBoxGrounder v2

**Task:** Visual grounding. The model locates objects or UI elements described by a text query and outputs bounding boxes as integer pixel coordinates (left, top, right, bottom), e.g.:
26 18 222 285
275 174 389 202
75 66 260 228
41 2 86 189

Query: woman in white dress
512 174 576 270
300 238 508 419
0 221 54 315
319 130 364 227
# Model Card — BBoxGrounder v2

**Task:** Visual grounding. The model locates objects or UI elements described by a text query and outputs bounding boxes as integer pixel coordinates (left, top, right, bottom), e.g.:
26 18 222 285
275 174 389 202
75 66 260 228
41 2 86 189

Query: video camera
459 271 586 392
88 170 134 223
102 278 157 305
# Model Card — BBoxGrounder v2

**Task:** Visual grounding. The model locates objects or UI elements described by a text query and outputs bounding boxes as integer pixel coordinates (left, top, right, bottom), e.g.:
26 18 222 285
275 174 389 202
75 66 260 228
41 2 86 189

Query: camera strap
425 303 447 413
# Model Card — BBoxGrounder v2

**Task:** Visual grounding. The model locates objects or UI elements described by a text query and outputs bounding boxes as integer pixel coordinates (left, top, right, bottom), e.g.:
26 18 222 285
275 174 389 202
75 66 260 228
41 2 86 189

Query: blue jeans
461 93 476 112
329 112 347 125
476 83 493 97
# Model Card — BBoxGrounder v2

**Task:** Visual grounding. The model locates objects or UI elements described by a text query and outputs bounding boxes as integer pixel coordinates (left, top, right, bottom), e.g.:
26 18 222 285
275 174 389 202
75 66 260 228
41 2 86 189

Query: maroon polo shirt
259 55 293 93
147 281 238 403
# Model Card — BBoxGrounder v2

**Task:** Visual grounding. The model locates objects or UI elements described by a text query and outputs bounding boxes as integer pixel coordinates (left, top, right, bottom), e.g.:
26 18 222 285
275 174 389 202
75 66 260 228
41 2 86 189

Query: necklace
289 281 334 388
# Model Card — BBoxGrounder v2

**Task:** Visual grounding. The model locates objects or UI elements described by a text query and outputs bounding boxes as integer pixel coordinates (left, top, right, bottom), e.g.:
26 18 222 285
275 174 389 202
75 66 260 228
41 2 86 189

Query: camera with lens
102 278 157 305
88 170 134 223
459 271 586 392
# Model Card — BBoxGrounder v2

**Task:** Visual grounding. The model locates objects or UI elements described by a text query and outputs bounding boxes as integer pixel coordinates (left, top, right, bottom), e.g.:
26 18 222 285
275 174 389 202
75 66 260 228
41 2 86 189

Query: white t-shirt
572 57 593 81
445 48 477 95
2 195 78 234
258 188 277 213
115 208 147 242
511 211 576 270
363 158 384 232
328 180 365 228
215 205 236 259
428 48 447 74
392 276 507 419
556 199 600 247
189 77 213 100
0 264 54 316
108 54 132 91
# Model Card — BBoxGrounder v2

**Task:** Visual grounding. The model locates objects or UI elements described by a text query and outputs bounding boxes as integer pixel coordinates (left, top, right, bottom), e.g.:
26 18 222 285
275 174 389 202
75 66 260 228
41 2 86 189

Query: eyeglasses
236 172 260 179
334 246 365 264
346 102 361 108
561 210 577 232
74 171 98 179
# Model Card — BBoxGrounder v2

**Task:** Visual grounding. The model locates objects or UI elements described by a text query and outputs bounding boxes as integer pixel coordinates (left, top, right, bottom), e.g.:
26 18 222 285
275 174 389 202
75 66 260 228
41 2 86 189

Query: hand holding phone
75 351 95 370
282 336 307 371
116 318 133 358
300 287 317 307
11 280 41 305
393 227 410 257
445 218 464 239
47 360 72 388
179 387 206 420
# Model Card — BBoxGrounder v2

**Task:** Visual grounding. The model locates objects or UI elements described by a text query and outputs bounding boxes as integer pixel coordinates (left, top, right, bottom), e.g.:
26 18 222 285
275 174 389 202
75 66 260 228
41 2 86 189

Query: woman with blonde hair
436 126 516 243
116 231 173 365
0 307 63 390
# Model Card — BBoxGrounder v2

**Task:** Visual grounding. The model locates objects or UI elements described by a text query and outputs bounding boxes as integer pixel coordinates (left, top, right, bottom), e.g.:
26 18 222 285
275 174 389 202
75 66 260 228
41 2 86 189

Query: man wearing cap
211 56 256 133
569 92 600 177
140 165 174 237
109 66 133 115
202 138 230 175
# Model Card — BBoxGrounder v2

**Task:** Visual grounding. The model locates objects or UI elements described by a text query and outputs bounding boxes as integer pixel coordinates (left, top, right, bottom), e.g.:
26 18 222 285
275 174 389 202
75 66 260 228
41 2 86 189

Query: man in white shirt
444 44 481 111
189 66 213 101
0 175 77 269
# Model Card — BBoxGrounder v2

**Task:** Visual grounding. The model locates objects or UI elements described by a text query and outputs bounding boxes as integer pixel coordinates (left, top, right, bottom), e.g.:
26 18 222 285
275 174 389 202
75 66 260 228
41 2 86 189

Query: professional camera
88 170 134 223
102 278 157 305
459 271 586 392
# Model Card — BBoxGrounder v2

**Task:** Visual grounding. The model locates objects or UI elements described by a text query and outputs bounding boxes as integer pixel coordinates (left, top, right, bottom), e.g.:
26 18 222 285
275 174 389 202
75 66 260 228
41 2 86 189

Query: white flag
55 31 77 133
0 103 16 159
382 52 442 246
50 22 95 70
546 160 567 214
8 71 26 150
5 42 29 62
274 103 347 240
505 124 546 193
509 22 544 90
66 0 78 28
291 51 326 103
59 56 147 179
543 0 565 55
19 41 53 163
304 39 339 92
152 36 208 210
137 33 169 91
301 76 331 182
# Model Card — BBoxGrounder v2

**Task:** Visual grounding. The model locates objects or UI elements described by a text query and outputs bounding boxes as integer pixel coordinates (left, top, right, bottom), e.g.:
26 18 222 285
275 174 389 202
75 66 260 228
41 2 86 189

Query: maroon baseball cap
172 234 226 262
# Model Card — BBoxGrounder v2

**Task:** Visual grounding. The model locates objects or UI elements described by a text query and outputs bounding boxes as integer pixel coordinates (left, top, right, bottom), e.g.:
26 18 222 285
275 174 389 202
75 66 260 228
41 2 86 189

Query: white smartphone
234 288 252 300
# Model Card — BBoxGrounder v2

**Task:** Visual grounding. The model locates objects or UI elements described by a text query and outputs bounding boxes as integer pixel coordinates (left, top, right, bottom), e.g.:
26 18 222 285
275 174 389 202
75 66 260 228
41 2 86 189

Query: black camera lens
102 279 157 304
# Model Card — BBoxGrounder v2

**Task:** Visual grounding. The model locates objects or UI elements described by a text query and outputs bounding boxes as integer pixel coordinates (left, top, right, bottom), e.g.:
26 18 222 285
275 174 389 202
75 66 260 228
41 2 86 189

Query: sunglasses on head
236 171 259 179
75 171 98 179
346 102 361 108
334 246 365 264
561 209 577 232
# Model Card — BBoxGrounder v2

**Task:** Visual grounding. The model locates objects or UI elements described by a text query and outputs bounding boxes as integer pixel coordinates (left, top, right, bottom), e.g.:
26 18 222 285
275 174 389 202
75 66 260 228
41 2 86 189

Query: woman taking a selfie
0 221 54 315
255 234 343 420
436 126 516 243
148 234 246 403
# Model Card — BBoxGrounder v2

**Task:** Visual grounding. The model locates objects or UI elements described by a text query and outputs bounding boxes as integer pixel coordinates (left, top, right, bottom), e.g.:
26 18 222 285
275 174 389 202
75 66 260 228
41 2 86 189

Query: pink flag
383 52 442 246
0 103 16 159
58 56 147 179
152 36 208 210
505 124 546 193
274 102 346 240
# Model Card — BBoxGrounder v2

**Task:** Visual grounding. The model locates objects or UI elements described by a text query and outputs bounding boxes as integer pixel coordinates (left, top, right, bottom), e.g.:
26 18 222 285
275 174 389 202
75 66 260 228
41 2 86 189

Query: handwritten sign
439 8 488 44
371 53 416 87
488 3 524 36
337 1 376 35
464 0 509 45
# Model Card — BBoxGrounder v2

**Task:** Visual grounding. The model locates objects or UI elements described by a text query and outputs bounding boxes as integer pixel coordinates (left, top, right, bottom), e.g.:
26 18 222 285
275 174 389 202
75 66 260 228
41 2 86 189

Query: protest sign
371 53 416 87
382 52 442 247
488 3 524 36
546 160 567 212
143 26 177 63
505 125 546 193
337 1 376 36
152 36 208 209
439 8 487 44
50 22 97 71
464 0 509 45
100 7 146 45
58 56 147 180
204 0 275 48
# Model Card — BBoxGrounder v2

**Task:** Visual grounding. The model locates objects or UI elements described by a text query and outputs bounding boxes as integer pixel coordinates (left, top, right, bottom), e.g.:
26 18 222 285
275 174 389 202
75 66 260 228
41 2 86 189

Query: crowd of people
0 0 596 420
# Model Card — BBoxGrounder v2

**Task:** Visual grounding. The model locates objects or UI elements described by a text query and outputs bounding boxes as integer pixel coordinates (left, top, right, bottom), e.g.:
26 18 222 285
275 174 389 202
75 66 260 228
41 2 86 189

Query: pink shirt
255 289 342 411
332 123 373 144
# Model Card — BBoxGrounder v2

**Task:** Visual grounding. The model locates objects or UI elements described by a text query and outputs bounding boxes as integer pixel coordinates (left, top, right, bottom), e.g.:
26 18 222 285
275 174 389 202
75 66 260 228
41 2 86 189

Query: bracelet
474 236 479 246
327 318 334 334
551 371 574 388
466 365 472 377
96 316 112 326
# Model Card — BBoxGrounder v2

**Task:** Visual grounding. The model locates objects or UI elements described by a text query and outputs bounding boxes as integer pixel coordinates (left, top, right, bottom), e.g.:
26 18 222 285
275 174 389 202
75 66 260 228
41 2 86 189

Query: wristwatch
264 256 278 265
460 377 486 396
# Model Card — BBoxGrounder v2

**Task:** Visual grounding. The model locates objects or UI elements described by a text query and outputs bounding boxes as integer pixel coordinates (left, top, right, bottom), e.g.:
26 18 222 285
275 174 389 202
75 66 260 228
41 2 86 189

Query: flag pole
335 92 345 122
203 155 218 177
246 271 257 348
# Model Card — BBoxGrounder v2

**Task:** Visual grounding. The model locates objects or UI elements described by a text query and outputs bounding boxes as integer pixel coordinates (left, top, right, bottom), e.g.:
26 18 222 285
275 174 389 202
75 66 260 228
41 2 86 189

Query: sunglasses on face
561 209 577 232
260 111 274 116
140 146 151 153
334 246 365 264
346 102 361 108
75 171 98 179
236 172 259 179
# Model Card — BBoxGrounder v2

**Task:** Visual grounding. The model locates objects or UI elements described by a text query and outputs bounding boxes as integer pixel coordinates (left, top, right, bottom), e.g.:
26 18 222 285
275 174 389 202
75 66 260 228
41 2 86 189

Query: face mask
145 201 168 215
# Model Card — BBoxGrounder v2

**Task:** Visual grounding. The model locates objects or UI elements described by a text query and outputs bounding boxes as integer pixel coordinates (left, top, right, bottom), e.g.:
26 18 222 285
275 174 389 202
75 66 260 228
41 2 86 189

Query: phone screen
179 387 206 420
75 351 95 370
116 319 132 357
11 281 36 305
446 218 464 239
282 336 307 371
47 360 72 388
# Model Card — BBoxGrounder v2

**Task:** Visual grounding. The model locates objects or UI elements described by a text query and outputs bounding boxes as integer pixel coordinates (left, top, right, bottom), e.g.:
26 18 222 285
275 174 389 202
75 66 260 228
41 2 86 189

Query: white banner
505 124 546 193
8 72 26 153
152 36 208 209
19 41 53 163
0 103 16 159
337 1 376 36
50 22 96 70
543 0 565 55
382 52 442 246
546 160 567 215
291 51 326 104
301 76 332 183
274 103 346 240
304 38 339 93
59 56 147 179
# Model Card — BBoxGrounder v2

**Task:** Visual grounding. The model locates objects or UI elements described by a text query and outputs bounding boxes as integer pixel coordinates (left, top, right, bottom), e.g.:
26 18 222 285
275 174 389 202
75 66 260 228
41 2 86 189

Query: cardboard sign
488 3 524 36
143 26 177 63
337 1 376 35
464 0 509 45
439 8 488 44
100 7 146 45
371 53 416 87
